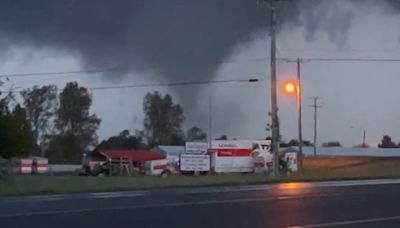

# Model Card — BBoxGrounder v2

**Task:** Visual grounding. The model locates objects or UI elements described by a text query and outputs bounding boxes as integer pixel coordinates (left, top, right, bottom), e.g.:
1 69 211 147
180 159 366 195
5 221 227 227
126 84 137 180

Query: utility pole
209 95 212 147
282 57 306 170
362 129 366 146
296 58 303 170
269 0 280 177
309 97 322 156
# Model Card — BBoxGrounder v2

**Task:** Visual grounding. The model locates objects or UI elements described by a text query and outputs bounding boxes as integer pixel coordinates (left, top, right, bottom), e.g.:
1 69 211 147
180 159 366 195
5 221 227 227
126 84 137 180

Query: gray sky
0 0 400 147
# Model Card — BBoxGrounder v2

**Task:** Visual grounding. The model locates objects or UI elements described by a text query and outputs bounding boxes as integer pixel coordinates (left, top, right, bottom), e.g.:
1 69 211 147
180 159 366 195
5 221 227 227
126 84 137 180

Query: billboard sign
185 142 208 154
180 154 210 171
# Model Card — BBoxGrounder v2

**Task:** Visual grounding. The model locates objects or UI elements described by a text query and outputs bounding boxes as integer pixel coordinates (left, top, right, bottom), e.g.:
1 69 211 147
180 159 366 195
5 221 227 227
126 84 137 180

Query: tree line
4 82 399 163
97 92 207 150
0 87 207 163
0 82 101 163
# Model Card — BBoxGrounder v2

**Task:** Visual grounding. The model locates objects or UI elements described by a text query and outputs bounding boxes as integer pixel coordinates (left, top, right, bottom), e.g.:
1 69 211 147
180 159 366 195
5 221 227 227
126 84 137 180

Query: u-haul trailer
209 140 272 173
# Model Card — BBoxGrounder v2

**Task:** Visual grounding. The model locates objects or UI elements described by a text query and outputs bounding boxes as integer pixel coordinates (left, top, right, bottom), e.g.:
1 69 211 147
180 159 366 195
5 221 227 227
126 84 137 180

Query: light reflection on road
276 182 313 195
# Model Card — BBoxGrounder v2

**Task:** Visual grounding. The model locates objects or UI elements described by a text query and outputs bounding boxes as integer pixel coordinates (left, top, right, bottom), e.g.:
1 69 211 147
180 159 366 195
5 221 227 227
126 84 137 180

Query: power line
280 57 400 62
90 78 259 91
0 68 124 78
2 57 400 80
0 78 260 93
0 58 268 79
278 47 400 53
306 57 400 62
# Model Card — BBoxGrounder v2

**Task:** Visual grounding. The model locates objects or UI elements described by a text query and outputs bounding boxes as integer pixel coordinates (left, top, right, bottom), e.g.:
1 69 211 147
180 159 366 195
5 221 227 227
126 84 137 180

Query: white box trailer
11 157 33 174
31 157 48 174
209 140 272 173
142 159 179 176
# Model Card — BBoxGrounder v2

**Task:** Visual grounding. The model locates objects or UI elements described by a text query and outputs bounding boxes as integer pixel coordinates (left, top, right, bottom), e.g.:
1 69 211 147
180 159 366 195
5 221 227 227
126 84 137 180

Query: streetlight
282 77 303 171
283 82 298 96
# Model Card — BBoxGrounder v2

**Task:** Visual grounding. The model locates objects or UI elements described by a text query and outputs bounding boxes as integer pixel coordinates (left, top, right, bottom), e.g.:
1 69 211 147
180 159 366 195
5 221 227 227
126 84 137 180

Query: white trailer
31 157 48 174
209 140 272 173
11 157 33 174
142 159 178 176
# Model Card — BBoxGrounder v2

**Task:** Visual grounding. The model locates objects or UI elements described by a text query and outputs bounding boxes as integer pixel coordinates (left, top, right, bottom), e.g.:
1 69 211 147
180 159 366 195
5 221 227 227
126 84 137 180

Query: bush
0 157 10 181
279 156 289 175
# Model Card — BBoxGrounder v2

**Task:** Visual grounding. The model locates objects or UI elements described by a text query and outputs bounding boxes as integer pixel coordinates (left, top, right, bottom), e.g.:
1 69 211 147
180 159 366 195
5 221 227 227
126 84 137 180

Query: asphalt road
2 179 400 228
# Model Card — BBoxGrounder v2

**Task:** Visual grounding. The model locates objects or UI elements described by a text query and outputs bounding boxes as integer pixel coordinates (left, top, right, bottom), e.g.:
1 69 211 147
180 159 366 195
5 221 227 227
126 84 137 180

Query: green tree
186 126 207 142
287 139 313 147
143 92 185 147
0 105 33 159
21 85 58 156
96 130 144 150
46 134 81 163
0 91 14 116
215 135 228 140
321 141 342 147
378 135 398 148
48 82 101 163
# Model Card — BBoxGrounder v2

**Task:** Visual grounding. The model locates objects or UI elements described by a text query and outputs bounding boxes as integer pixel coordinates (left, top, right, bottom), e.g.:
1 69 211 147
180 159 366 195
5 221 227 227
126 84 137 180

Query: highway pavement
2 179 400 227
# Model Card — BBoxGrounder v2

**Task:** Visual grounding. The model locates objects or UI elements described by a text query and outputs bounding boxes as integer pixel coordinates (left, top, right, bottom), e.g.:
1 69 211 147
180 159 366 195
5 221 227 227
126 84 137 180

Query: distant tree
143 92 185 147
378 135 398 148
0 105 33 159
0 91 14 116
287 139 313 147
47 82 101 163
279 140 288 147
215 135 228 140
46 134 81 163
353 143 370 148
322 141 342 147
96 130 144 150
186 126 207 142
21 85 58 156
303 140 313 147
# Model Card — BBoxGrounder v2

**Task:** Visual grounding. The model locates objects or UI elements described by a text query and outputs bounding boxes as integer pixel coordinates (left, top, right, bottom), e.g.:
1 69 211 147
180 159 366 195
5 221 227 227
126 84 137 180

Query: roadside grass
0 174 274 196
289 157 400 181
2 156 400 197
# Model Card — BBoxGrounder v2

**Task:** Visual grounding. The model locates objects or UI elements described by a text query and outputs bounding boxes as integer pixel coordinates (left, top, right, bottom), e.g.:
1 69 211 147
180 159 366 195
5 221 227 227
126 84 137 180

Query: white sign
180 154 210 171
211 140 252 149
253 140 272 152
213 156 253 173
284 152 298 172
185 142 208 154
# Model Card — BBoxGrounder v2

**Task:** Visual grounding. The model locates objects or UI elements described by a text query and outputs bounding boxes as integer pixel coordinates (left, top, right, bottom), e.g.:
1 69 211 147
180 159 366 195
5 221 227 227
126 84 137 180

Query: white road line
289 215 400 227
0 193 338 218
0 197 287 217
1 191 147 203
88 191 147 199
0 190 380 218
176 178 400 195
3 178 400 203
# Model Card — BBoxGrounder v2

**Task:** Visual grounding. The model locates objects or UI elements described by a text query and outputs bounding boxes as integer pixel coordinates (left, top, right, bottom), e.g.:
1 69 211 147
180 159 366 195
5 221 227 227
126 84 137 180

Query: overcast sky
0 0 400 147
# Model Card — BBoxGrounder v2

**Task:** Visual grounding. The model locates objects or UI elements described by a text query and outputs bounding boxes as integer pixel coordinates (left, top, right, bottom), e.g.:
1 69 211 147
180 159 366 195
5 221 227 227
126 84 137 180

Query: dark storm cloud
0 0 397 83
0 0 300 81
0 0 261 79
